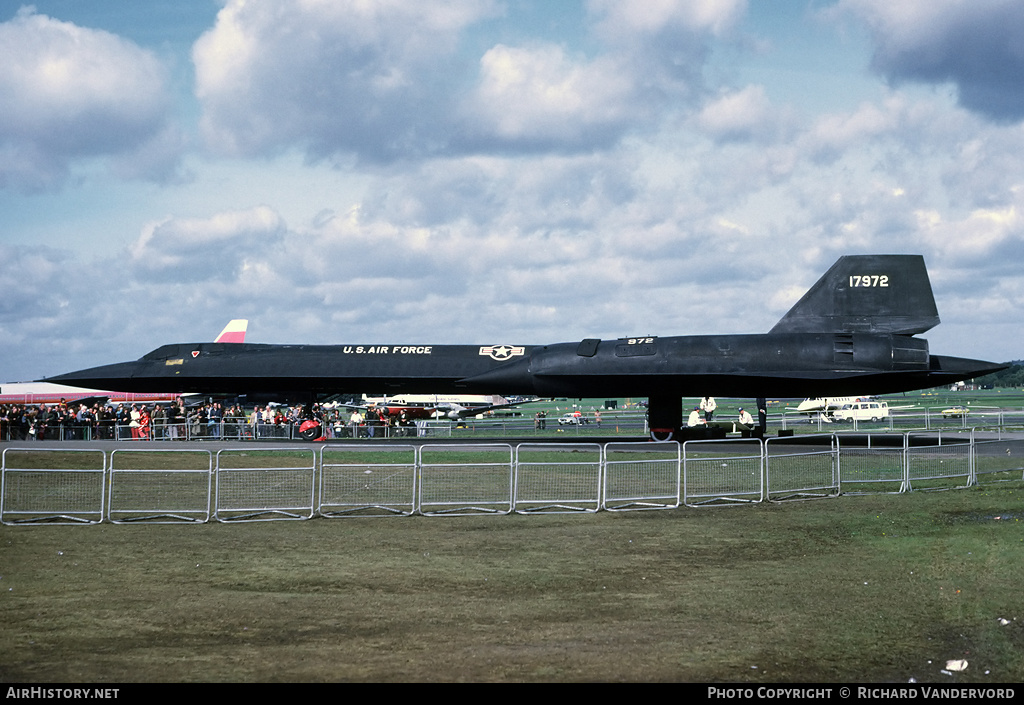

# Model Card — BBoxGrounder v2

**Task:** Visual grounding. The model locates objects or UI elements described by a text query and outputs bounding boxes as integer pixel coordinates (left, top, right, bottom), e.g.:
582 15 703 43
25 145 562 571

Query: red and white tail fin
214 319 248 343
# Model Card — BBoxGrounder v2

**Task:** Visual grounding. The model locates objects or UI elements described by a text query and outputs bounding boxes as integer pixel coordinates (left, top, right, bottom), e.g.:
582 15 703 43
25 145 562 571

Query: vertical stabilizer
769 255 940 335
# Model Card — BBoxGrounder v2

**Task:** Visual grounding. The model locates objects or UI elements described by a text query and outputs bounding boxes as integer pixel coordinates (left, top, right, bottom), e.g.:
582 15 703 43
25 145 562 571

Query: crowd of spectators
2 399 125 441
3 398 266 441
1 399 424 441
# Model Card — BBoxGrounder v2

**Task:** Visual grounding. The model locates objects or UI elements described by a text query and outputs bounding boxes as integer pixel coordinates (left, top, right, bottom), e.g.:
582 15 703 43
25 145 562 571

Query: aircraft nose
43 360 144 390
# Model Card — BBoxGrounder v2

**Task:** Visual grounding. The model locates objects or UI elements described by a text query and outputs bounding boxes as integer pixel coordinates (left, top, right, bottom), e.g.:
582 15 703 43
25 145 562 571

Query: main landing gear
647 395 682 442
646 395 768 441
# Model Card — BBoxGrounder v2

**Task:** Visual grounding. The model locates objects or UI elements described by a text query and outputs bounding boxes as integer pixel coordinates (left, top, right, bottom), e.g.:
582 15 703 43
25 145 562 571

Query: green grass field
2 481 1023 682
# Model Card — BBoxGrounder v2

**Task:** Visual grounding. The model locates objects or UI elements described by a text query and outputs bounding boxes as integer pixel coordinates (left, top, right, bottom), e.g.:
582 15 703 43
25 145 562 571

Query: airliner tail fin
214 319 248 343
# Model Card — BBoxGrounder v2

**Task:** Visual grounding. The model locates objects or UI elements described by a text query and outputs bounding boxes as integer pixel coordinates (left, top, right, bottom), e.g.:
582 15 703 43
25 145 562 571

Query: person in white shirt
700 396 717 422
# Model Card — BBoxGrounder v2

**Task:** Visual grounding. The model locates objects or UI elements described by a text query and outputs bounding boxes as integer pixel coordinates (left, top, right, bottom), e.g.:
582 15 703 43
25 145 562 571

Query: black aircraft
45 255 1005 440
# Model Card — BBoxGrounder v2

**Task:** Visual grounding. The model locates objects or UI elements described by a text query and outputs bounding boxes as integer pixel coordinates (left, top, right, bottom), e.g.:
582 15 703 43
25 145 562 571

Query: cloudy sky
2 0 1023 383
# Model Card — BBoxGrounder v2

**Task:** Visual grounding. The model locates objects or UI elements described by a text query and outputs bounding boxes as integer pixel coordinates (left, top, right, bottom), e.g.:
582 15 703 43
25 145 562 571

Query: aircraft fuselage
46 332 994 402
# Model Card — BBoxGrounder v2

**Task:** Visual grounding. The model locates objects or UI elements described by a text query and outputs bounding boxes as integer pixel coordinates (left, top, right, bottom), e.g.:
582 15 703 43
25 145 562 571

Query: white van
834 401 889 423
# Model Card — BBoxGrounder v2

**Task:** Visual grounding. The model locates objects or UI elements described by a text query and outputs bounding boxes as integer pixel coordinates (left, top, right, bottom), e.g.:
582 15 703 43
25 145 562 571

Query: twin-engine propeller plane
329 394 541 422
797 396 874 414
45 255 1005 440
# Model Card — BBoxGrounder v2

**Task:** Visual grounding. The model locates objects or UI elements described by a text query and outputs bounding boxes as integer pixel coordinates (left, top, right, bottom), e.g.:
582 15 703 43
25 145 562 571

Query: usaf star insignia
479 345 525 361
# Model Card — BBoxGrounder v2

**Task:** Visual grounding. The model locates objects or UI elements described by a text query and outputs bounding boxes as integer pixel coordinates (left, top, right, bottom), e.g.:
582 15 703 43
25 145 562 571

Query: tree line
977 361 1024 388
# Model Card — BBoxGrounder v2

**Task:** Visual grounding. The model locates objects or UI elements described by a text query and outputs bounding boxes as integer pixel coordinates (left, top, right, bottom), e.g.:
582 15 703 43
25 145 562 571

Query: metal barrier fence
419 444 514 516
765 436 839 502
214 448 317 522
9 407 1024 442
905 433 973 491
782 408 1024 433
3 430 1024 524
836 439 905 495
320 445 418 517
972 427 1024 484
683 438 763 506
0 417 457 443
604 441 680 511
1 448 106 524
108 449 213 523
9 406 1024 443
514 443 602 514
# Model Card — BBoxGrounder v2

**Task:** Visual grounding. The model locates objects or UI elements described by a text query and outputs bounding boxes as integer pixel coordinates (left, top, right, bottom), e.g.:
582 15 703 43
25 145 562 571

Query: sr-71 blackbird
45 255 1005 439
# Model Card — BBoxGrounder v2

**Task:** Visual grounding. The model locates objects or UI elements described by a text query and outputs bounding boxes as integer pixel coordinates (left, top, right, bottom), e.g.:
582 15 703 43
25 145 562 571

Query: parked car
558 413 588 426
942 405 970 418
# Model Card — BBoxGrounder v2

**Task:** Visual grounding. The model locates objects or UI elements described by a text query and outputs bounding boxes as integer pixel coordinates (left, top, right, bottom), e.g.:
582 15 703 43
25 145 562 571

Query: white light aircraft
796 396 875 414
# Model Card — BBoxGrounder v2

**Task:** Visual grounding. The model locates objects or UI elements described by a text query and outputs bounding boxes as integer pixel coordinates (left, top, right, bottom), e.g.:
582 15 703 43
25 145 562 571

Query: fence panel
319 445 417 517
113 423 153 441
108 449 212 523
765 436 839 501
419 444 513 515
513 443 602 513
904 433 973 491
214 448 317 522
971 428 1024 484
1 449 106 525
603 442 680 511
248 422 294 441
413 421 454 438
836 435 907 494
683 438 763 506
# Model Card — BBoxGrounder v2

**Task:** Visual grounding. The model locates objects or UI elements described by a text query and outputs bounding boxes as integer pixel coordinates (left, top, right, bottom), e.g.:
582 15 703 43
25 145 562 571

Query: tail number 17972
849 275 889 287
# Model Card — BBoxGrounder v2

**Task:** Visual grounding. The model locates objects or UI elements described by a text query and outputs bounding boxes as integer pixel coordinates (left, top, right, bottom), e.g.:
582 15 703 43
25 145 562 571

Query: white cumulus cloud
0 7 176 190
588 0 746 39
193 0 499 161
130 206 287 282
466 44 636 145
